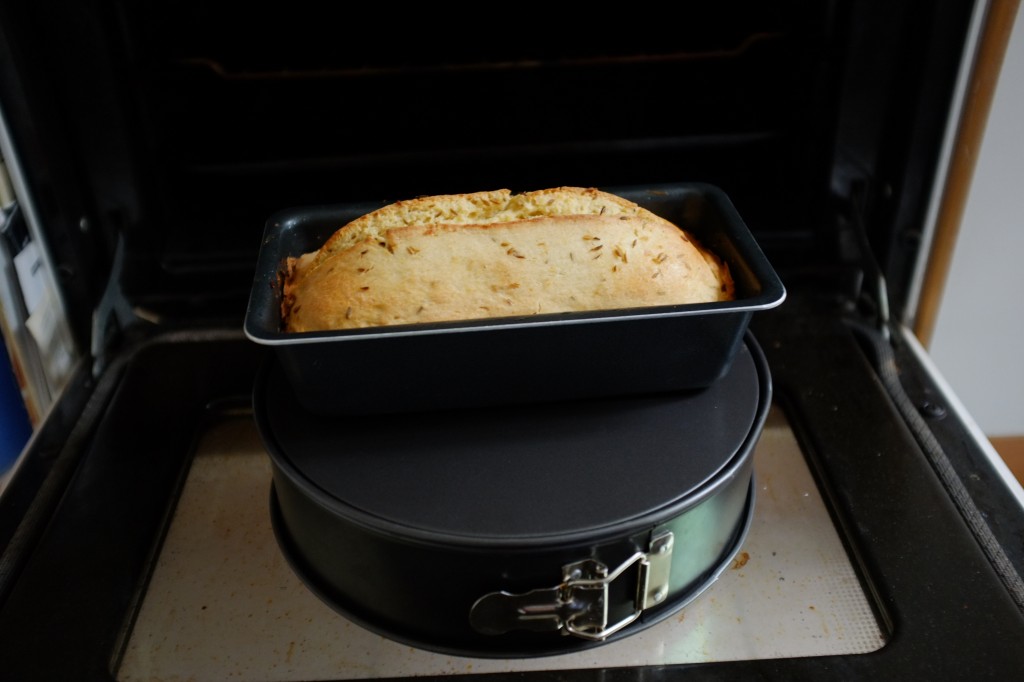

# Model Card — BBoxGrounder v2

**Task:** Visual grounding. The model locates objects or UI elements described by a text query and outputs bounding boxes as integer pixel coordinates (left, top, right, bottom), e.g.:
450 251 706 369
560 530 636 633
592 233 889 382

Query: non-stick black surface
257 337 761 542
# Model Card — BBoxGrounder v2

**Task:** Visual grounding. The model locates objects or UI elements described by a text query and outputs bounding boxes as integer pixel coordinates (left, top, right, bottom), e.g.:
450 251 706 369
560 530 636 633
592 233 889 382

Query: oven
1 1 1023 680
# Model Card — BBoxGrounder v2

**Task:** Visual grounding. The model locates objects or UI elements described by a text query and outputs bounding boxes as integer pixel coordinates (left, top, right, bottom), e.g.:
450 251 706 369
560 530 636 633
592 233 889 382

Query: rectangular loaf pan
244 182 785 414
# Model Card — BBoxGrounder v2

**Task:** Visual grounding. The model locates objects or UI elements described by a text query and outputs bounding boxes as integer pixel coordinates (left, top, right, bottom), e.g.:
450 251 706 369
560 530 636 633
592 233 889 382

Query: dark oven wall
0 1 974 348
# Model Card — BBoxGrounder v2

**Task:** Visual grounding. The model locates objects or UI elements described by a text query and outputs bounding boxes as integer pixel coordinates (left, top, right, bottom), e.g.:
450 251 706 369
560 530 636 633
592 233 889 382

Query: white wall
929 5 1024 437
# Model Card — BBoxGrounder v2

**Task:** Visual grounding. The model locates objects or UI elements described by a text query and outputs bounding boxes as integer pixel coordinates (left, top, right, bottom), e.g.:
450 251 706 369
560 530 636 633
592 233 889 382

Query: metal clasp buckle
469 531 674 641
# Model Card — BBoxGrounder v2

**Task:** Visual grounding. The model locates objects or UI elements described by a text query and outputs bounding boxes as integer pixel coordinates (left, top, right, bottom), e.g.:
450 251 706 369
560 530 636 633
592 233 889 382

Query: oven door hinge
468 530 674 641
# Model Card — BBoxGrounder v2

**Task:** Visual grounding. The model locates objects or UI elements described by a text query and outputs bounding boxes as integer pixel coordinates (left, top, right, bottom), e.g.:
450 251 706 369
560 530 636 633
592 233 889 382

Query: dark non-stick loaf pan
244 182 785 414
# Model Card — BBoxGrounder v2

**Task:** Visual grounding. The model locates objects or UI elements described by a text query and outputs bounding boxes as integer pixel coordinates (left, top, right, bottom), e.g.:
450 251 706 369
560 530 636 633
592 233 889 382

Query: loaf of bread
281 187 735 332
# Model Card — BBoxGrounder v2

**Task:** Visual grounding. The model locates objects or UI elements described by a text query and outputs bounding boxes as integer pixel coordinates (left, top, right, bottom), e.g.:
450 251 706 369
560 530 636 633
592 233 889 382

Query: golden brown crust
282 202 735 332
304 186 667 276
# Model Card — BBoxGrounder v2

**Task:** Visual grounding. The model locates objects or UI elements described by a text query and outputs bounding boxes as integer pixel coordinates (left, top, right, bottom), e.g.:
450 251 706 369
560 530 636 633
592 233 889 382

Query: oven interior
0 1 968 344
1 1 1023 681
